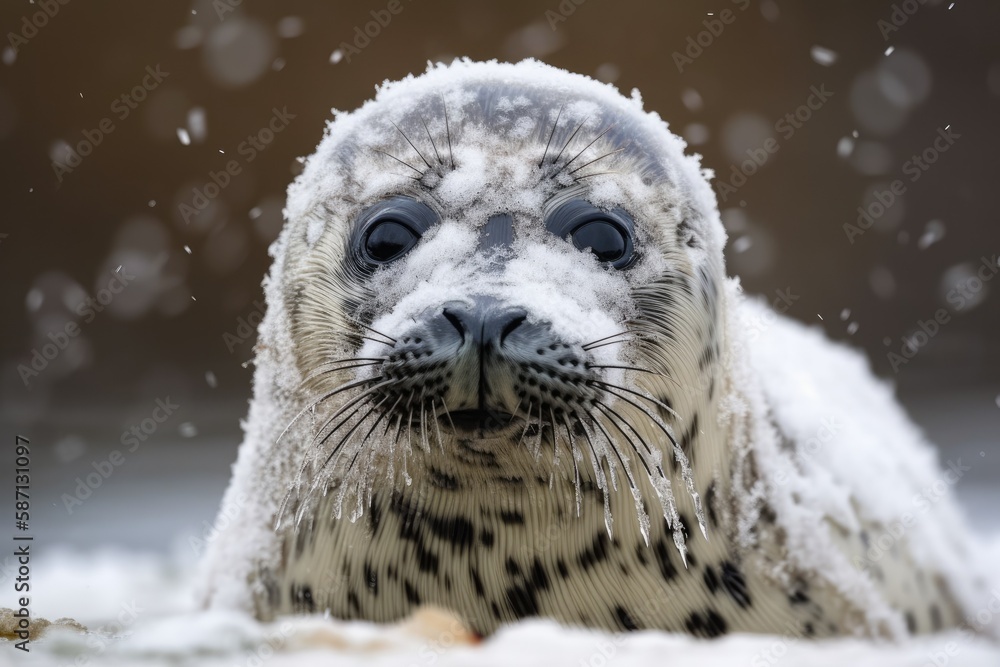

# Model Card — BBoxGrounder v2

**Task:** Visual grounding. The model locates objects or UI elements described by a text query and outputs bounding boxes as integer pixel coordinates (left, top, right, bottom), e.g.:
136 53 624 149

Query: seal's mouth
445 408 516 433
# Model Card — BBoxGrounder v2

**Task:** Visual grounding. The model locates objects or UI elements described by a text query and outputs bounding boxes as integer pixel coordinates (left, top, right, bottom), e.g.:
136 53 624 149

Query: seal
199 59 994 640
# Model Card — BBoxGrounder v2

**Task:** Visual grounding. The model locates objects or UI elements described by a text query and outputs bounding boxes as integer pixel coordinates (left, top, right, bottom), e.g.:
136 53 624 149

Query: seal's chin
444 408 517 435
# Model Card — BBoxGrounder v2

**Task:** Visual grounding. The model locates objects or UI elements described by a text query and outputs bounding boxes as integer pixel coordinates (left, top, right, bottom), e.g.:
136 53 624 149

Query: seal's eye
365 220 418 262
353 196 438 271
545 199 636 269
571 219 627 263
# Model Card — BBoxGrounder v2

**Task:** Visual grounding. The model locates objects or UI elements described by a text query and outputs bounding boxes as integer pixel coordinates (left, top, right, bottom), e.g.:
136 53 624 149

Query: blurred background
0 0 997 562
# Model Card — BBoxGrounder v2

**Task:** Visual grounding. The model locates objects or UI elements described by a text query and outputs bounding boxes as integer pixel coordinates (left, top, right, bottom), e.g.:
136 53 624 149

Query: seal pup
199 59 994 639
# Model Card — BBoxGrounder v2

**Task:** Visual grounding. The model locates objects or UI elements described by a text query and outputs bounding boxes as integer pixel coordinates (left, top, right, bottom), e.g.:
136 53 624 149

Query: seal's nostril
499 315 527 347
442 309 466 343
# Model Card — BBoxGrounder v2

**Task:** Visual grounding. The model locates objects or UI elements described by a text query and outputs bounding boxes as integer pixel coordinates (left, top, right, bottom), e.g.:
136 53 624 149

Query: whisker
530 400 545 459
431 401 445 453
315 391 382 448
585 363 665 376
578 417 614 537
594 401 659 472
568 147 627 175
320 395 390 469
442 100 455 168
571 170 621 181
373 148 423 176
420 115 443 167
548 407 561 468
582 330 632 348
581 339 630 352
550 117 588 166
438 398 456 433
538 105 564 168
353 321 397 344
588 409 639 492
590 379 679 420
552 123 616 177
560 414 583 516
277 376 386 443
517 400 534 451
390 120 433 170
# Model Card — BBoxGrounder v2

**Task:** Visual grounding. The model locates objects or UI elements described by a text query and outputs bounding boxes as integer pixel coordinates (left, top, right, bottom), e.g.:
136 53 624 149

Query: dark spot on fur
703 566 719 594
368 496 382 534
804 622 815 636
404 580 421 605
720 561 751 609
530 558 550 592
428 467 460 490
292 584 315 613
425 514 475 552
705 481 718 527
615 606 640 631
686 609 728 638
578 532 610 571
635 543 648 566
364 563 378 595
347 590 361 615
499 509 524 525
654 539 677 582
557 558 569 578
480 528 495 548
491 601 502 619
788 590 809 605
759 503 777 524
506 557 521 576
505 584 540 619
470 566 486 598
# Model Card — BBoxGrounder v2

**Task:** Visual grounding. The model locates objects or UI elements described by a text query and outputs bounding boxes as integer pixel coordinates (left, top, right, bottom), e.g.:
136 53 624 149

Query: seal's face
282 61 725 546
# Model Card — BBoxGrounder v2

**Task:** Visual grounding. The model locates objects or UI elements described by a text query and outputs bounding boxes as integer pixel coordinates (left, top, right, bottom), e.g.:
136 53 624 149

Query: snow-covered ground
6 544 1000 667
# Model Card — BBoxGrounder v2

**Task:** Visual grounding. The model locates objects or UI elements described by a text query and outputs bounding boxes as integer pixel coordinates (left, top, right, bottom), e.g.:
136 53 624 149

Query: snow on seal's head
278 58 724 546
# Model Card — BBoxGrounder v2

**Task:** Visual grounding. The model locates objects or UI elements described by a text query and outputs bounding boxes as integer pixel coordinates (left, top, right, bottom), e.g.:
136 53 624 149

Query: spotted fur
200 60 982 640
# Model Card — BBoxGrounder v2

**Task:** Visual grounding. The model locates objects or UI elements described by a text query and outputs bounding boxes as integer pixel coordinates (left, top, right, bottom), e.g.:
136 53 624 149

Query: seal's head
280 59 726 550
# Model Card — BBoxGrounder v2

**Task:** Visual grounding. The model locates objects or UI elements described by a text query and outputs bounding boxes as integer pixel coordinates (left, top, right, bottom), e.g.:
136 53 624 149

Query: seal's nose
440 297 527 349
